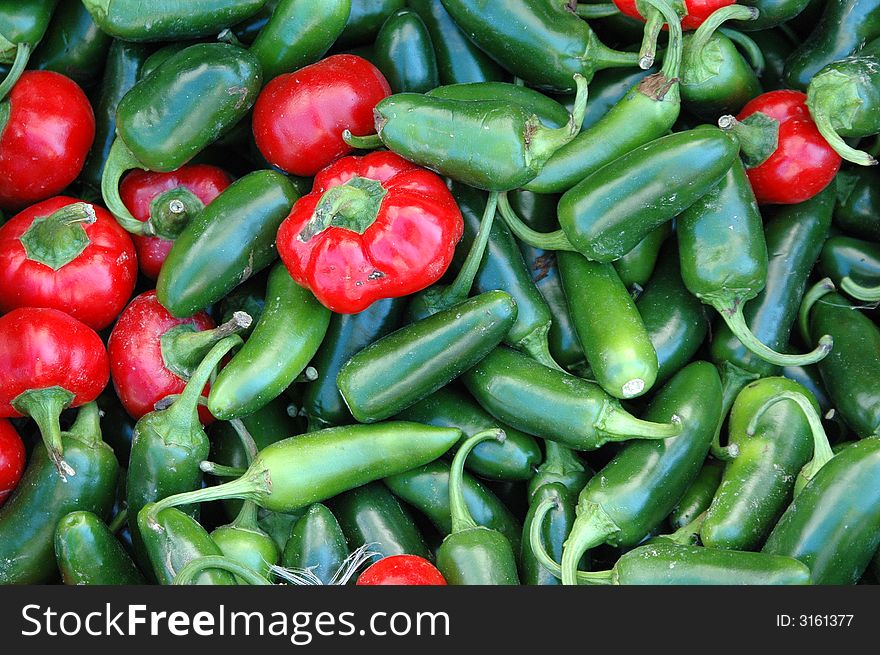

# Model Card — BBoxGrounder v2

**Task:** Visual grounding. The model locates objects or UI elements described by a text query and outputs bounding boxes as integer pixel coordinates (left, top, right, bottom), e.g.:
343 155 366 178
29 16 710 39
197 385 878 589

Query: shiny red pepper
720 90 842 205
356 555 448 586
0 307 109 477
0 71 95 212
0 419 25 507
119 165 233 279
614 0 734 30
277 150 464 314
252 54 391 177
0 196 137 330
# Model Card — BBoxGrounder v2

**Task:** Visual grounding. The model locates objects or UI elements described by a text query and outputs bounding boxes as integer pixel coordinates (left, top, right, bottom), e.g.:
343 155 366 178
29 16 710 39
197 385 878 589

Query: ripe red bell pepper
108 290 251 423
276 150 464 314
0 71 95 212
0 307 109 477
0 196 137 330
252 54 391 177
119 165 233 279
0 419 25 507
719 90 842 205
356 555 448 586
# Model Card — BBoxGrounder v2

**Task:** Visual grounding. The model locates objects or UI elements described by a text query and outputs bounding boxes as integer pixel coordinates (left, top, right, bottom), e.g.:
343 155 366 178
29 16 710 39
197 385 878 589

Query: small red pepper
0 307 109 477
719 90 842 205
0 71 95 212
108 290 251 423
0 196 137 330
252 54 391 177
277 150 464 314
0 419 25 507
356 555 448 586
119 165 233 279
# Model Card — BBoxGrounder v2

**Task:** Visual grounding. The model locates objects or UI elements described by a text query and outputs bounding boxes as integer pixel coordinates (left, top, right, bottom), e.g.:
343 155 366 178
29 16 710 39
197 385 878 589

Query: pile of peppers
2 0 880 588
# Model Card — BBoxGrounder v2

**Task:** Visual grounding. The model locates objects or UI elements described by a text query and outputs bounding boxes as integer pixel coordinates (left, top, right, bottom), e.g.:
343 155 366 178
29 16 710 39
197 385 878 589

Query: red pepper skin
614 0 734 30
0 197 137 330
0 72 95 212
252 54 391 177
356 555 448 585
738 91 841 205
119 165 233 279
0 308 109 418
277 151 463 314
0 420 25 507
108 291 215 423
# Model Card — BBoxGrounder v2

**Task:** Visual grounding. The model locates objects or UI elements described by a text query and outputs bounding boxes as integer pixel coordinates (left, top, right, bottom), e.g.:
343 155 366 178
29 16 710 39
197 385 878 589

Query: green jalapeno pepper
54 510 144 585
373 9 438 93
428 83 570 128
101 43 262 236
744 28 795 91
834 167 880 240
233 0 279 44
0 0 57 99
435 430 520 585
669 460 723 531
558 252 659 399
337 0 406 47
211 500 280 582
329 482 432 560
157 171 299 318
461 346 682 450
732 0 811 30
281 503 351 584
574 65 656 131
612 223 671 290
337 291 518 423
819 235 880 302
251 0 351 81
258 509 306 553
559 360 722 585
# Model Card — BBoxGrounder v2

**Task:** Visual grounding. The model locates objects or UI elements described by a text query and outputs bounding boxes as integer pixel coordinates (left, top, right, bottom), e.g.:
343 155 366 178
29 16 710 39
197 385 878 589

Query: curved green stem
638 5 666 69
718 114 778 168
687 6 759 65
840 276 880 302
161 312 251 381
496 192 577 251
811 108 878 167
446 192 498 302
200 461 247 478
528 74 589 164
576 3 620 18
798 278 836 345
0 42 30 102
718 27 765 75
173 555 272 585
711 361 759 460
11 386 76 479
715 300 833 367
230 418 259 464
561 499 619 585
101 139 152 235
641 0 683 75
520 326 567 373
342 130 383 150
598 403 682 441
108 508 128 534
449 429 506 534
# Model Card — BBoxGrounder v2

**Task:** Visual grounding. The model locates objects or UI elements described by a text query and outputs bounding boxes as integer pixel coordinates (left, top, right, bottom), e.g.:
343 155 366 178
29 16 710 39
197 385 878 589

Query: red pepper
614 0 734 30
0 197 137 330
276 150 464 314
719 90 842 205
108 290 251 423
356 555 448 586
0 71 95 212
0 307 109 477
0 419 25 507
252 54 391 177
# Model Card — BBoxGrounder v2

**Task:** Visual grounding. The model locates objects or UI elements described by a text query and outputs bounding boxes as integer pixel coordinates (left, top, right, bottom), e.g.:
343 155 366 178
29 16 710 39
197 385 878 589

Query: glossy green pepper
0 0 57 98
746 28 796 91
613 223 671 290
281 503 350 584
54 511 144 585
834 167 880 240
427 83 570 128
211 501 280 582
732 0 812 30
374 9 438 93
337 0 406 47
30 0 111 88
669 460 723 531
233 0 279 44
819 235 880 302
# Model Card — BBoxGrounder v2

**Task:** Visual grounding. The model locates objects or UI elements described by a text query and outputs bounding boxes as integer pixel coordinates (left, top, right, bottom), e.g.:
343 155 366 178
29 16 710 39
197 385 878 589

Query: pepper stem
798 278 836 344
342 130 383 150
11 386 76 479
840 276 880 302
718 113 779 168
230 418 259 464
230 499 262 531
526 74 589 168
449 429 506 534
641 0 684 75
810 105 878 167
711 361 759 460
200 461 247 477
520 325 567 373
19 202 97 271
160 312 251 381
714 299 833 367
561 499 619 585
299 176 387 242
101 139 151 235
108 508 128 534
666 510 706 545
148 187 205 240
597 402 682 441
444 192 498 303
173 555 272 586
718 27 765 75
0 42 30 102
746 391 834 497
686 5 759 69
67 401 103 447
496 192 577 252
575 3 620 18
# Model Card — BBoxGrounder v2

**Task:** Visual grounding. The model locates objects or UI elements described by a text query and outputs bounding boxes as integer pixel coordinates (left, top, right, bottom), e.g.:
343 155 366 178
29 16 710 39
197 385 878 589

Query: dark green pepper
233 0 280 44
612 223 671 290
374 9 438 93
669 460 723 531
211 501 280 581
834 167 880 240
337 0 406 47
732 0 812 30
281 503 350 584
54 511 144 585
0 0 57 98
427 83 570 128
819 235 880 302
745 28 796 91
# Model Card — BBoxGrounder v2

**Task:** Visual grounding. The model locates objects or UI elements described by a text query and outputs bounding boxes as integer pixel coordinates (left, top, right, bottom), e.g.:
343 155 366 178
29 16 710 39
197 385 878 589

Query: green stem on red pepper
0 42 30 102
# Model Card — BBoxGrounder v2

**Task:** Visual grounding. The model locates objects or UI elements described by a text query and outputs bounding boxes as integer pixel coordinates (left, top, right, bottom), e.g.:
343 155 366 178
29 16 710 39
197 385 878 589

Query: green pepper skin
763 437 880 584
522 482 578 585
337 291 518 423
608 543 812 584
329 482 431 559
258 510 305 552
747 29 796 91
81 0 266 41
559 253 658 399
637 244 709 385
710 184 834 379
54 511 144 585
394 386 541 481
558 128 739 262
80 40 150 190
251 0 351 81
282 504 350 584
406 0 506 85
208 264 331 420
784 0 880 90
30 0 112 87
820 235 880 291
701 378 819 551
338 0 406 47
138 43 192 81
732 0 812 30
810 293 880 438
212 522 279 581
137 506 236 585
0 406 118 585
613 223 670 289
669 460 723 530
301 298 406 430
116 43 262 172
158 171 299 318
0 0 56 53
436 526 519 585
383 460 522 553
374 9 438 93
233 0 279 44
428 83 570 128
834 168 880 240
439 0 637 92
577 66 656 130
